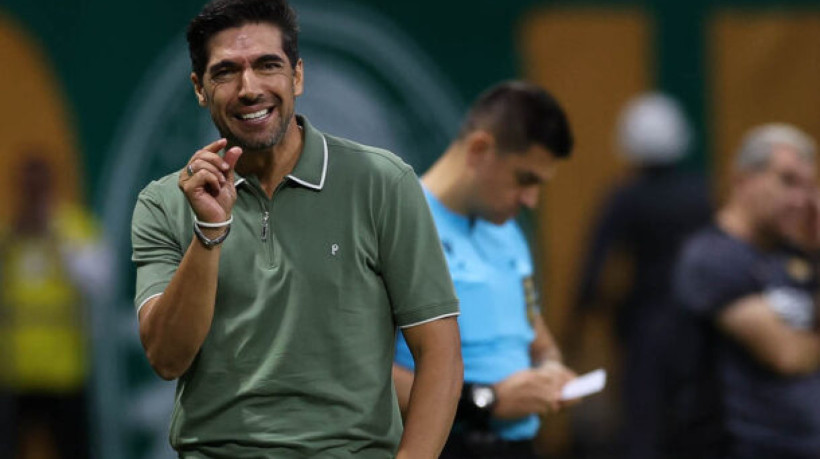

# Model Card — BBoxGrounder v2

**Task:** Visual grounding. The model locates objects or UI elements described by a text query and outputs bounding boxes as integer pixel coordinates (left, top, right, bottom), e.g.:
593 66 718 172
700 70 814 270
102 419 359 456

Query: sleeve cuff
395 299 460 328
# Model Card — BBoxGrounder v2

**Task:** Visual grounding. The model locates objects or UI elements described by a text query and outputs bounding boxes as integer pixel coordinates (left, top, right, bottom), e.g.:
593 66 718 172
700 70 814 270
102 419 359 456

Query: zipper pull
261 211 270 241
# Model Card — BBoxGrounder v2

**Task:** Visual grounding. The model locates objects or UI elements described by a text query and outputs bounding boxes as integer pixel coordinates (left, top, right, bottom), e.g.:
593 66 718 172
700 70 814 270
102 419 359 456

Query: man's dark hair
457 81 573 158
187 0 299 81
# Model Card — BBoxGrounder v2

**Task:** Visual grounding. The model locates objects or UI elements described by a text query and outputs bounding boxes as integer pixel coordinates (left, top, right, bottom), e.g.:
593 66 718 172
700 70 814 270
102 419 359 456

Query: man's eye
515 172 540 187
260 61 283 72
211 69 235 81
781 173 799 187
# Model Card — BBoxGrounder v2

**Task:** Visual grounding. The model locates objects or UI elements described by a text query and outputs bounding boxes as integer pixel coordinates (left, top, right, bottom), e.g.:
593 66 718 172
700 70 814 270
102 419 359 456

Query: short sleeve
674 234 760 318
377 170 459 327
131 189 184 312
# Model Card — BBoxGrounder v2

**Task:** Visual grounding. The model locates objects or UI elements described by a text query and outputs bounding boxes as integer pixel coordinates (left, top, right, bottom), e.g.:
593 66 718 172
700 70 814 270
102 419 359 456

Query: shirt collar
233 114 328 191
287 115 327 190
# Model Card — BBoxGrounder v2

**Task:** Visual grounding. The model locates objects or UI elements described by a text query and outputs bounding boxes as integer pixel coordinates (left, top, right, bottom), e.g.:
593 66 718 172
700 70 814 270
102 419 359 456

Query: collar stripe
287 134 328 190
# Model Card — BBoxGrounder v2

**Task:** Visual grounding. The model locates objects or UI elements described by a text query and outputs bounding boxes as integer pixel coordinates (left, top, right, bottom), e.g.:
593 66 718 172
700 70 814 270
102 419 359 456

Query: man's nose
520 186 540 209
238 69 263 101
795 189 815 210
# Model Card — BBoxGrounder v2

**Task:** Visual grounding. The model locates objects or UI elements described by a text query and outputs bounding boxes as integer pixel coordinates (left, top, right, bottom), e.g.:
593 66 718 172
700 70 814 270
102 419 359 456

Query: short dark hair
187 0 300 81
457 81 573 158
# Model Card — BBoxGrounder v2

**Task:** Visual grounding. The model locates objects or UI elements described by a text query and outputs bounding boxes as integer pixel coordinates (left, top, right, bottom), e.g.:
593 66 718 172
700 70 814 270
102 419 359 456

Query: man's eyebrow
255 54 286 64
208 54 287 75
208 60 239 75
516 170 543 185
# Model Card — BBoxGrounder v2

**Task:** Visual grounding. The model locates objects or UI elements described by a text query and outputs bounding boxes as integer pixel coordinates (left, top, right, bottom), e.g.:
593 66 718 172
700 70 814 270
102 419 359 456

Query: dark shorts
440 430 538 459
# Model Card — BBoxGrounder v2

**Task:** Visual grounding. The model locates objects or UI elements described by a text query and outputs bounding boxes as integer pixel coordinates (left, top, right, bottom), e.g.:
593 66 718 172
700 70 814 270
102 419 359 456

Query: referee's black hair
187 0 299 81
457 81 573 158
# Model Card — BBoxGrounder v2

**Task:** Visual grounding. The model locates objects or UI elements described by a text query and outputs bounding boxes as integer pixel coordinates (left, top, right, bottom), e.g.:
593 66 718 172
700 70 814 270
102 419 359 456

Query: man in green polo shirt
130 0 462 457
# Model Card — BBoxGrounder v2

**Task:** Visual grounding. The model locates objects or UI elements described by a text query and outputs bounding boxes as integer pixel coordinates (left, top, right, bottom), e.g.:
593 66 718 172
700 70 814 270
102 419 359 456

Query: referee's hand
492 369 565 419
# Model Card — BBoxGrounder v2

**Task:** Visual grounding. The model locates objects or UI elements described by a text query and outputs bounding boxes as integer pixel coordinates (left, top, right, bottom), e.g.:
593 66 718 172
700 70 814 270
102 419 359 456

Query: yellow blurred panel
519 8 649 351
0 13 81 224
711 11 820 200
519 8 649 454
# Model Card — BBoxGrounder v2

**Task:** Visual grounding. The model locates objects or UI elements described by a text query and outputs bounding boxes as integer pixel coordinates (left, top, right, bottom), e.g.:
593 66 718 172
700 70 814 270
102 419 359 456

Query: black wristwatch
467 383 497 412
455 383 496 426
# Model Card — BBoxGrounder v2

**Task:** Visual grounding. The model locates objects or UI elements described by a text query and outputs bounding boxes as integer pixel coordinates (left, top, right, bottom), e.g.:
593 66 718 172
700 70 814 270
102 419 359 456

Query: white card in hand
560 368 606 400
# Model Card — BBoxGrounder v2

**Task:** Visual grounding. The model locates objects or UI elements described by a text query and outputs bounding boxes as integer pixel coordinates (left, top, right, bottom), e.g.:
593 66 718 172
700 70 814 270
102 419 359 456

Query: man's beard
215 108 293 152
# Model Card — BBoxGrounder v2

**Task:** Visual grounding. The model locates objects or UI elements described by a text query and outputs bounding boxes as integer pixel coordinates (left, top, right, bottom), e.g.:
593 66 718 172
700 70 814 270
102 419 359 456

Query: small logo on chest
786 256 812 283
331 244 340 256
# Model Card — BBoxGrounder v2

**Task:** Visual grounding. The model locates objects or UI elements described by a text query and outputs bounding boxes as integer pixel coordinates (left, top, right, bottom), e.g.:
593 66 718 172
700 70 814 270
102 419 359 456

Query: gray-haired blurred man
674 124 820 459
575 93 712 459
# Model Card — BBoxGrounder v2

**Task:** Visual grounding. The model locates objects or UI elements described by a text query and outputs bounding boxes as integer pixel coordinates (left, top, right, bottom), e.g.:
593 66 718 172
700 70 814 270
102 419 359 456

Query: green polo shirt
131 116 459 458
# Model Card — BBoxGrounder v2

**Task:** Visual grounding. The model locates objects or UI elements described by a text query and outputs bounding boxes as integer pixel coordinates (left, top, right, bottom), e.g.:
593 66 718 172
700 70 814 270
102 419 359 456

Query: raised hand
803 189 820 251
178 139 243 224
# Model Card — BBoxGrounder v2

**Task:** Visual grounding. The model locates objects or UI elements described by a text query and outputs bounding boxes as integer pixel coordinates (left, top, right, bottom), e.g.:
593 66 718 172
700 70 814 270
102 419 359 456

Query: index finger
202 138 228 154
223 146 243 185
224 146 242 170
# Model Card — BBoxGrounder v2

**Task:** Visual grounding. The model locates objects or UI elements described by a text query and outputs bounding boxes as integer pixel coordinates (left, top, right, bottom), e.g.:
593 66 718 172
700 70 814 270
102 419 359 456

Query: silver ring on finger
186 164 195 177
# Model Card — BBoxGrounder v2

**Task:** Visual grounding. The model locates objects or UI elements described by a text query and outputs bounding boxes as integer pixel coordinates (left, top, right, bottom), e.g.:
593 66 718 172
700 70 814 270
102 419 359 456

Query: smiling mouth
235 108 272 120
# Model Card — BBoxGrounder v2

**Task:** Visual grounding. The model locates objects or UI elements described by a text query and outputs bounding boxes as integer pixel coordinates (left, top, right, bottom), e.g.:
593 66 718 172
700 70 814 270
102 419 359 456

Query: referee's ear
464 130 496 168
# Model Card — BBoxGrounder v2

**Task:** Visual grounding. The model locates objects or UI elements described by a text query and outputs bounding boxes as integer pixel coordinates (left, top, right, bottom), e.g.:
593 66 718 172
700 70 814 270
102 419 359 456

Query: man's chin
228 133 281 151
487 213 514 225
778 221 809 247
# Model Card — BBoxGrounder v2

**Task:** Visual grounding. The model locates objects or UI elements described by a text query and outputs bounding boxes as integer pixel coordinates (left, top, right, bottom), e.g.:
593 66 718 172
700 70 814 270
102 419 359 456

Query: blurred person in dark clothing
0 157 110 458
574 93 712 459
674 123 820 459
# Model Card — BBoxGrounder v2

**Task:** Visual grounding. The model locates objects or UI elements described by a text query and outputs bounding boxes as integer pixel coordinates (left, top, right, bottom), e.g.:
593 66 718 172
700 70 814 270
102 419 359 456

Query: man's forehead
206 23 286 64
771 145 814 168
510 144 557 172
769 146 817 181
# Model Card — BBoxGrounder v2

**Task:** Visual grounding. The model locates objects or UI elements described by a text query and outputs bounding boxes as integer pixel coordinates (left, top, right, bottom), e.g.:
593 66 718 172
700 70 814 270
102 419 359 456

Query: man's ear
464 130 496 168
293 59 304 97
191 72 207 107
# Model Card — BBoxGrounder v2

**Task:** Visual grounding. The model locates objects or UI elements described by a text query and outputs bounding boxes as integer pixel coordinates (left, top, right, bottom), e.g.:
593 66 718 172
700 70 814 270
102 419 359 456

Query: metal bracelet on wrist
193 222 230 248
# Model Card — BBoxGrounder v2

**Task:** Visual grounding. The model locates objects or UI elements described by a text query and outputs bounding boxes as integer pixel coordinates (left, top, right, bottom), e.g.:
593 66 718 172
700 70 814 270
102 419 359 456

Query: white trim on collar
286 134 328 190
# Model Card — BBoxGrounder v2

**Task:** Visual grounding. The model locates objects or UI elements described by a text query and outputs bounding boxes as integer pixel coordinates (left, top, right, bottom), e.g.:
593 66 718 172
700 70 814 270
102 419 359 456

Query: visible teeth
239 109 269 120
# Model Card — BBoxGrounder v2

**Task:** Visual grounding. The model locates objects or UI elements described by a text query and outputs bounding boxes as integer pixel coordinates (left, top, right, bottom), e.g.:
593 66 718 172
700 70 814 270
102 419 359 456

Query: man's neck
421 145 473 217
235 117 304 198
717 203 776 250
